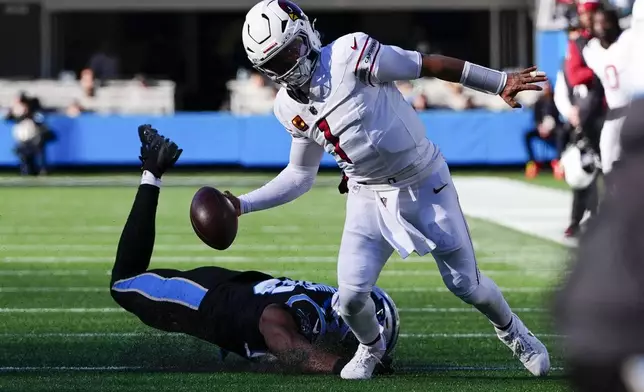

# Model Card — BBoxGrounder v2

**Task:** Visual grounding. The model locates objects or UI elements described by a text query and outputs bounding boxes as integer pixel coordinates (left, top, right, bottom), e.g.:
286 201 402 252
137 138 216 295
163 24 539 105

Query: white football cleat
340 333 387 380
495 314 551 377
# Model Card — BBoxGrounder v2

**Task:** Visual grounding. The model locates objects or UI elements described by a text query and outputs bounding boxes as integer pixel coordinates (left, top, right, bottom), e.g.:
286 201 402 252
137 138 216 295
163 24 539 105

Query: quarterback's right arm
226 136 323 216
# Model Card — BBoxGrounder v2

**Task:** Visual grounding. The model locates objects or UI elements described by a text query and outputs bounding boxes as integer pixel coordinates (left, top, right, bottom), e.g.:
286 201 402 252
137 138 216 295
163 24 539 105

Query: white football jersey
629 0 644 95
634 0 643 23
273 32 439 183
583 29 634 109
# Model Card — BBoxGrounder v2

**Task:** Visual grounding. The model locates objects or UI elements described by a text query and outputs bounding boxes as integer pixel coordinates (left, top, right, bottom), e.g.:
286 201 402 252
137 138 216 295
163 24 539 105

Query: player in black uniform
109 125 400 375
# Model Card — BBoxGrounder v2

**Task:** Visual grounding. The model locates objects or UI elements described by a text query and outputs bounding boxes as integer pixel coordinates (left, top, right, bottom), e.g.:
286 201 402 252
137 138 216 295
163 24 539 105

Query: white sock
337 290 381 345
470 275 513 329
140 170 161 188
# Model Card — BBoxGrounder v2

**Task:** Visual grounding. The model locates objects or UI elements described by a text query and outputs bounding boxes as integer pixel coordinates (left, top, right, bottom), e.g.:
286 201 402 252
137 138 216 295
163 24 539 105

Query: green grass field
0 174 572 391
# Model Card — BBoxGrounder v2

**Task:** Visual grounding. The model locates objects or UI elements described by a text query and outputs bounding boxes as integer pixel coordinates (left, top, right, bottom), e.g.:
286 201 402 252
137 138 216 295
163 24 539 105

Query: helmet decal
278 0 307 21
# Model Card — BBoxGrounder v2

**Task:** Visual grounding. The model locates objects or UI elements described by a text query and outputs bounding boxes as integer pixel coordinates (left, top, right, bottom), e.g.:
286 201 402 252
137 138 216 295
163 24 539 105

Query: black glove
338 172 349 194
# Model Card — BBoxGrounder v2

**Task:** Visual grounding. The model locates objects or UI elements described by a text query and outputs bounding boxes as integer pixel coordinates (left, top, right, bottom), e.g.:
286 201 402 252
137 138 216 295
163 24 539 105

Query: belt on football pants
357 164 421 186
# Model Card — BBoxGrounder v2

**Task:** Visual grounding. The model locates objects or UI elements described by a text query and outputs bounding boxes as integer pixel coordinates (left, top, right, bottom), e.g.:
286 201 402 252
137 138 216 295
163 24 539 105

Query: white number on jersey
253 278 336 295
604 65 620 89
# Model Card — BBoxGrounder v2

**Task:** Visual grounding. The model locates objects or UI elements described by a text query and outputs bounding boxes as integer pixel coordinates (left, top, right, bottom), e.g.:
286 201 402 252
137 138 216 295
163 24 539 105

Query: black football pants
109 184 241 334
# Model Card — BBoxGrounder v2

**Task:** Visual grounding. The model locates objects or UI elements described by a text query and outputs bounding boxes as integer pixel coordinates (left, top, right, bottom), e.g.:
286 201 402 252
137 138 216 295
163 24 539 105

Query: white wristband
140 170 161 188
238 195 251 215
460 62 507 95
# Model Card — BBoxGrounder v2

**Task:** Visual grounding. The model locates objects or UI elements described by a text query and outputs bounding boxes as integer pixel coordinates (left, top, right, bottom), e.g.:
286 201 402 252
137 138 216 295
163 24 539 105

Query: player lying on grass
109 125 400 375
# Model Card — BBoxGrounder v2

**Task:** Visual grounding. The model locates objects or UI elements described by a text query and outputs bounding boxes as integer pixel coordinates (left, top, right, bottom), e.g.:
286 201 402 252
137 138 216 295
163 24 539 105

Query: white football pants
336 159 512 332
599 117 625 174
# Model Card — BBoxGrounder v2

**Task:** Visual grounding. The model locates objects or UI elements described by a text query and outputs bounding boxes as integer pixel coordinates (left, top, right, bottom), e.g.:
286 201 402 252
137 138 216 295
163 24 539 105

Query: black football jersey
195 270 345 360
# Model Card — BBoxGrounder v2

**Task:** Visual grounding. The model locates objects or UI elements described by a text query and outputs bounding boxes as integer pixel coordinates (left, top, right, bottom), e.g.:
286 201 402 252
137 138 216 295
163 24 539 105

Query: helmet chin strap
285 50 320 104
311 18 323 41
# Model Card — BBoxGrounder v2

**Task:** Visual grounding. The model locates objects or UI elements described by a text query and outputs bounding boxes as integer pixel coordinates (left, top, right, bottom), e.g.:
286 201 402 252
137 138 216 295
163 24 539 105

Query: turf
0 177 572 391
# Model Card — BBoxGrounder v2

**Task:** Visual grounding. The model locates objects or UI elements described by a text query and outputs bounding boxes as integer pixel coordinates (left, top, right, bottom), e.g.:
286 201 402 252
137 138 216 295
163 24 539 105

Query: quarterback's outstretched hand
501 66 548 109
224 191 242 217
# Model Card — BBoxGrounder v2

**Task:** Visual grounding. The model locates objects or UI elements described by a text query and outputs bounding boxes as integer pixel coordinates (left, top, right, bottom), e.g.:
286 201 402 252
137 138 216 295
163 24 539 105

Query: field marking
0 175 344 188
0 255 564 269
0 287 106 293
0 269 558 278
0 365 564 373
0 225 336 235
399 333 561 338
0 286 550 294
0 307 546 314
0 239 564 252
399 307 547 313
0 244 340 252
0 308 126 313
0 332 562 339
453 177 575 247
398 365 564 372
0 243 567 257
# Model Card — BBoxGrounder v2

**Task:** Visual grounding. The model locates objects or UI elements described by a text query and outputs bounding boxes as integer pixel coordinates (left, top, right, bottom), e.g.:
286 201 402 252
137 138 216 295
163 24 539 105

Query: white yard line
0 286 549 293
0 307 546 313
0 269 557 277
0 365 564 372
0 255 563 268
0 225 334 234
0 244 340 252
399 307 546 313
0 366 147 372
0 332 561 339
453 177 576 247
0 241 563 254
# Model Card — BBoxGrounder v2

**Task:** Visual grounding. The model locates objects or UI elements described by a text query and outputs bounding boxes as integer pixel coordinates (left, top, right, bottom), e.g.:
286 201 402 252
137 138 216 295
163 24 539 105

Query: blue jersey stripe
112 273 208 310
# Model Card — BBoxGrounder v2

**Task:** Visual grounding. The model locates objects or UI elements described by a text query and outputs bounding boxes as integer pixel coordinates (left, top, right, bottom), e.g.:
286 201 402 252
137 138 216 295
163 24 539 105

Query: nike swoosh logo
433 184 448 194
351 37 358 50
312 319 320 334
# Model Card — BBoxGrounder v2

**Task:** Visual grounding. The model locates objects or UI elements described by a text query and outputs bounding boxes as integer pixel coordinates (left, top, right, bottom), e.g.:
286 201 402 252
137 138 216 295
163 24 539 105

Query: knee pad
446 274 498 306
334 287 371 316
457 283 488 306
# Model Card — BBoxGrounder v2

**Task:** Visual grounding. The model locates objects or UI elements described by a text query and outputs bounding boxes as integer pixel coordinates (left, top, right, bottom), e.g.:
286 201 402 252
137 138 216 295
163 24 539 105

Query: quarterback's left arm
355 34 547 108
224 136 324 216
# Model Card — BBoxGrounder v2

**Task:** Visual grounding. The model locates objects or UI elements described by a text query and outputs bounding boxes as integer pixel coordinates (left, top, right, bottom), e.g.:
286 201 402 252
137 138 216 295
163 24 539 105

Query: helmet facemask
255 32 318 88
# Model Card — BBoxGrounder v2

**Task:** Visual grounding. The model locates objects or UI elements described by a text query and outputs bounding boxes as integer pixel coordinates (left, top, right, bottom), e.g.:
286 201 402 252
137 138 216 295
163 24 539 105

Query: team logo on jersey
291 115 309 132
278 0 306 21
363 39 379 65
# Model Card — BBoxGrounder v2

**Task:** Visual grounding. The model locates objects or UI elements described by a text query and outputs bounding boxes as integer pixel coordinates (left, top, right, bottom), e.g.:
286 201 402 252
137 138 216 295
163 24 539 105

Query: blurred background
1 0 629 175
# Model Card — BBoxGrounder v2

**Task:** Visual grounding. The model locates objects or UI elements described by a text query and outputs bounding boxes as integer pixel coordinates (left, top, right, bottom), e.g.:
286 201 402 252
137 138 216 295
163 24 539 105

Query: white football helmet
560 142 600 190
241 0 322 87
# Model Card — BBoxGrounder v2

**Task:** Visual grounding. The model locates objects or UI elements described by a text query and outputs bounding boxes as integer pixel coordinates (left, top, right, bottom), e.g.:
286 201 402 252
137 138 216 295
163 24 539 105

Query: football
190 186 238 250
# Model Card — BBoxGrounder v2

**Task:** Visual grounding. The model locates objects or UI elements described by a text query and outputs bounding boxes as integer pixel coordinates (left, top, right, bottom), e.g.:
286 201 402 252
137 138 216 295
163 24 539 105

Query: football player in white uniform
226 0 550 380
582 8 633 175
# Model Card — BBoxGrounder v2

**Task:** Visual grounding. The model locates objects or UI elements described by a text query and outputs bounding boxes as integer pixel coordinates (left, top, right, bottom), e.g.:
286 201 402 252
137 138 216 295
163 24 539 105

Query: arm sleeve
353 34 422 86
554 70 573 121
565 41 595 87
237 137 324 214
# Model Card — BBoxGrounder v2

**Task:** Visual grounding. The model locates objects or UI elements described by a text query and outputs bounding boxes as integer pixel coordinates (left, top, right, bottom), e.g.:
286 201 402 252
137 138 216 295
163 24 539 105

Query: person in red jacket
565 0 602 87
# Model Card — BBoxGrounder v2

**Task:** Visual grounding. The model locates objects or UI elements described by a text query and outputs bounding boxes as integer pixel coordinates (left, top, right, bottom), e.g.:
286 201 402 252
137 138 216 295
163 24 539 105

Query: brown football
190 186 238 250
